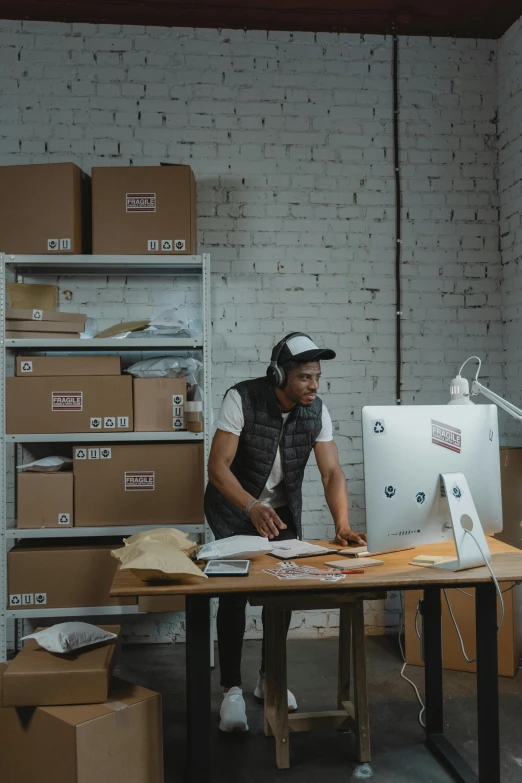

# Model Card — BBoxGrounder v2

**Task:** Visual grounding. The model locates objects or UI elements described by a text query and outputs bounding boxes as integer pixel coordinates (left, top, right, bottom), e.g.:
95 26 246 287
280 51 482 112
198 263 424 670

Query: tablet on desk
204 560 251 577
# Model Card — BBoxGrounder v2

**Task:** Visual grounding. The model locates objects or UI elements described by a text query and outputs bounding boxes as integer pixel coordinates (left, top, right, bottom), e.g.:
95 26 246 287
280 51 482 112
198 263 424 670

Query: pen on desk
326 569 365 575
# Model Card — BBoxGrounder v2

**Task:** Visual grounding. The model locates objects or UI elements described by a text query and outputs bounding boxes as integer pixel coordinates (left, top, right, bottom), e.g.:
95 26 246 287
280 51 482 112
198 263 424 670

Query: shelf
6 605 141 619
5 337 203 350
7 431 204 443
4 254 204 276
6 524 205 538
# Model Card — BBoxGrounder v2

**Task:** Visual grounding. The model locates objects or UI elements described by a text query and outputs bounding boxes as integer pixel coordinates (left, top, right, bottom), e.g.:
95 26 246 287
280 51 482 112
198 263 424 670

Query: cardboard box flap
6 630 119 676
42 678 160 726
94 321 149 338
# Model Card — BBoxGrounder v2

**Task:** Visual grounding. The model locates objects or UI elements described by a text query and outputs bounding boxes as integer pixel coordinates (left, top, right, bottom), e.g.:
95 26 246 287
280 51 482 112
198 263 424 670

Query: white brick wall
0 21 505 641
499 16 522 444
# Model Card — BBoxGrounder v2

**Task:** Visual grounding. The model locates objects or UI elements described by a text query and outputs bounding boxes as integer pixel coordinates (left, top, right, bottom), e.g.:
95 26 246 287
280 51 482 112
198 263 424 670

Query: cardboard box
7 282 58 311
92 165 197 254
187 421 204 433
6 331 81 339
6 320 86 333
7 539 136 609
7 308 87 323
16 355 121 377
2 626 120 707
0 162 90 254
404 583 522 676
133 378 187 431
496 447 522 549
6 376 133 434
0 668 163 783
138 595 185 613
17 472 73 528
74 443 204 526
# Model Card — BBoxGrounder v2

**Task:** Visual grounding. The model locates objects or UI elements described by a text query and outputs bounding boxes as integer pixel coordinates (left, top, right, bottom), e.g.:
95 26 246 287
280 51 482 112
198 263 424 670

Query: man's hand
250 503 287 539
335 526 367 547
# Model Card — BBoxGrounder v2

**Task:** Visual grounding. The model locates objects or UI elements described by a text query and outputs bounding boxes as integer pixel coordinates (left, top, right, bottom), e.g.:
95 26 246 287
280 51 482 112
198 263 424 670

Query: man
205 332 366 732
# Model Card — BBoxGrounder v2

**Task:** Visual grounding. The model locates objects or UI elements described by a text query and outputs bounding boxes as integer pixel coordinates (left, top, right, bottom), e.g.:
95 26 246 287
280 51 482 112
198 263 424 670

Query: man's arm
314 440 366 546
208 429 287 539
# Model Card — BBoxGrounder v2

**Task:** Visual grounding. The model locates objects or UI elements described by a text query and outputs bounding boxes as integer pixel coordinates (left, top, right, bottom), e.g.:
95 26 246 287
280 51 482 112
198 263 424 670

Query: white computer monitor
362 405 502 554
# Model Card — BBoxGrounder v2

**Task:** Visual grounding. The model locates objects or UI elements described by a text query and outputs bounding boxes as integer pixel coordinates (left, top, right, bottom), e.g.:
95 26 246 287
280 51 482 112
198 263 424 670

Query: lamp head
448 374 475 405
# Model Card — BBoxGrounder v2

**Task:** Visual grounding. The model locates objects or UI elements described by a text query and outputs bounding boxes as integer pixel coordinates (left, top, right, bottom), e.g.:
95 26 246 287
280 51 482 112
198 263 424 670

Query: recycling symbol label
32 309 43 320
452 486 462 499
75 448 86 460
35 593 47 605
372 420 385 435
104 417 115 429
173 418 184 429
415 492 426 505
10 594 21 606
90 417 101 429
21 360 33 373
161 239 172 251
384 485 396 499
58 513 70 525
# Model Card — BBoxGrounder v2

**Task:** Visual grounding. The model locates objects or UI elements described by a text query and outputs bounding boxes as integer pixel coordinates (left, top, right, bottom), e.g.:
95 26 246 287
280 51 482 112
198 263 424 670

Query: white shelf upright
0 252 212 660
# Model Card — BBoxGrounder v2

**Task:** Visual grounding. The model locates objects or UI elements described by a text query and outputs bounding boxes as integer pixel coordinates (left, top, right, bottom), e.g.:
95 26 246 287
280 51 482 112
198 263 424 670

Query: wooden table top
110 537 522 598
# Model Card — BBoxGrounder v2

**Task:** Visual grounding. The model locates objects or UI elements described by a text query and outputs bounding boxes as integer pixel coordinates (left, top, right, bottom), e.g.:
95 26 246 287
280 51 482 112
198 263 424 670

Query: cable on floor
398 592 426 728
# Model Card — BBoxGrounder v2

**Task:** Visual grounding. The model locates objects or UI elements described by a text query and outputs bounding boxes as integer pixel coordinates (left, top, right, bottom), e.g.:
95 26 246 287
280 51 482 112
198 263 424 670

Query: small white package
197 535 273 561
21 622 117 654
17 456 72 473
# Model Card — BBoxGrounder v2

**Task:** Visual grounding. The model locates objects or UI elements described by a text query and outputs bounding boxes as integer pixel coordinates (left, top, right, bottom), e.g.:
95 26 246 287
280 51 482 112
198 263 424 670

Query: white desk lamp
448 355 522 422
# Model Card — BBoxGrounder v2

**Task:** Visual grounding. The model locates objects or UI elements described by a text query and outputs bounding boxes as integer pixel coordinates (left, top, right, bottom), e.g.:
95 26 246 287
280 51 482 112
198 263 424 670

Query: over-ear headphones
266 332 311 388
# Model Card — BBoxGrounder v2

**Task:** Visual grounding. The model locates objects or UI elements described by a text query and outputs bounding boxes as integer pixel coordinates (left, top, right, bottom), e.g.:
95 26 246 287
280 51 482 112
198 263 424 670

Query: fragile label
32 309 43 321
174 239 186 251
58 513 71 525
431 420 461 454
35 593 47 606
90 417 102 429
47 238 59 251
52 391 83 412
125 471 155 491
100 447 112 459
20 360 33 373
172 394 184 406
126 192 156 213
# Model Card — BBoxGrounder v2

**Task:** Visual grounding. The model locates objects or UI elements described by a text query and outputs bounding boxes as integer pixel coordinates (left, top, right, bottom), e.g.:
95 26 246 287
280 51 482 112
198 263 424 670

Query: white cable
458 355 482 381
399 593 426 728
443 589 476 663
463 528 504 631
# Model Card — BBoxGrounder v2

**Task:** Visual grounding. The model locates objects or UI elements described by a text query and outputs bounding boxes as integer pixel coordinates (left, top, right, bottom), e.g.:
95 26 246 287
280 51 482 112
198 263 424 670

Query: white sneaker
254 670 297 712
219 687 249 732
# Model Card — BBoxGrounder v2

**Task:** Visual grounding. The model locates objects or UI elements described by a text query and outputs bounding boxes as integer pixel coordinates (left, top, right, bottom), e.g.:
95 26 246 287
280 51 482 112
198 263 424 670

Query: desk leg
186 595 211 783
476 583 500 783
423 587 443 737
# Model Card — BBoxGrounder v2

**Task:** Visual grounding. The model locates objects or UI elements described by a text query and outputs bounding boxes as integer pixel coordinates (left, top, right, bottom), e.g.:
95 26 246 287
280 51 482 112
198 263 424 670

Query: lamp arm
471 381 522 422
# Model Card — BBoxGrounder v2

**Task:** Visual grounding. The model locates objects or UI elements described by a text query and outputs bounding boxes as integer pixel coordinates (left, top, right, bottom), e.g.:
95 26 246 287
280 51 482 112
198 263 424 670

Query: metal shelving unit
0 252 212 659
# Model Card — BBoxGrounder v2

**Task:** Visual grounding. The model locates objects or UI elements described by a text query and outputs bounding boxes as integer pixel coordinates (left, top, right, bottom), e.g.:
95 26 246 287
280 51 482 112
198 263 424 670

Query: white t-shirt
215 388 333 509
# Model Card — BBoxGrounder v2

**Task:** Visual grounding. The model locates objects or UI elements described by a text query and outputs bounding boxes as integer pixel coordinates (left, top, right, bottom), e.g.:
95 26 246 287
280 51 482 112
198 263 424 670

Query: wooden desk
111 538 522 783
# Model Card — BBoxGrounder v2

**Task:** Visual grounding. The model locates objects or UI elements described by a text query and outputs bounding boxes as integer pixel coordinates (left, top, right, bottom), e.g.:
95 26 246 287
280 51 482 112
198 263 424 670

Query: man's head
267 333 336 407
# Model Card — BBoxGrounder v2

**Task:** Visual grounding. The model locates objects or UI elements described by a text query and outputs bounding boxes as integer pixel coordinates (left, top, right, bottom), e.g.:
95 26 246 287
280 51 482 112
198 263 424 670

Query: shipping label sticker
431 419 461 454
59 238 71 250
147 239 159 251
173 417 184 430
22 593 34 606
117 416 129 428
88 448 100 460
52 391 83 412
32 309 43 321
9 594 21 606
75 448 87 460
174 239 186 251
104 416 115 429
161 239 173 251
35 593 47 606
20 360 33 373
126 192 156 213
125 471 155 491
58 513 71 525
90 417 102 430
100 447 112 460
173 405 183 418
172 394 184 406
47 238 58 251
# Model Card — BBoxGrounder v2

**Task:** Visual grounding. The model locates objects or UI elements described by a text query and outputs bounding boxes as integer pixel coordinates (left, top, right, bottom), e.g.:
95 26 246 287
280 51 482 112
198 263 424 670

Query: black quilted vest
204 377 323 539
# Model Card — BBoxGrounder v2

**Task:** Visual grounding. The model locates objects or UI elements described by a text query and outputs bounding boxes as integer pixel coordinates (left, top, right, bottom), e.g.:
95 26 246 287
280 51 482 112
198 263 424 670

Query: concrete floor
115 636 522 782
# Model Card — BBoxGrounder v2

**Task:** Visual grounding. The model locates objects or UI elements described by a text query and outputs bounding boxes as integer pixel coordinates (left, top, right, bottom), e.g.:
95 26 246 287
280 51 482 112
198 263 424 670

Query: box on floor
133 377 187 431
6 376 133 433
17 472 74 528
2 626 120 707
73 443 204 526
7 539 136 609
0 162 90 254
16 355 121 377
0 667 163 783
92 164 196 254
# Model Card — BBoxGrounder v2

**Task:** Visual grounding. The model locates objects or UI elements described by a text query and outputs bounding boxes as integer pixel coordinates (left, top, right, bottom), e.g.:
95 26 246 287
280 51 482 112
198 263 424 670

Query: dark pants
217 505 295 689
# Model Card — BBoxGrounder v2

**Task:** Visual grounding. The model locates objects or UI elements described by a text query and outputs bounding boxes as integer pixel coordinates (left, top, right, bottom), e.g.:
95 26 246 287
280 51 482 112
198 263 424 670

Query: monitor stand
430 472 491 572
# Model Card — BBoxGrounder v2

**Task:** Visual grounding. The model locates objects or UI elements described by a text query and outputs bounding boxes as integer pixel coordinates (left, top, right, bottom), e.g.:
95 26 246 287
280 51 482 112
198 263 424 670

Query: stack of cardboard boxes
0 627 163 783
